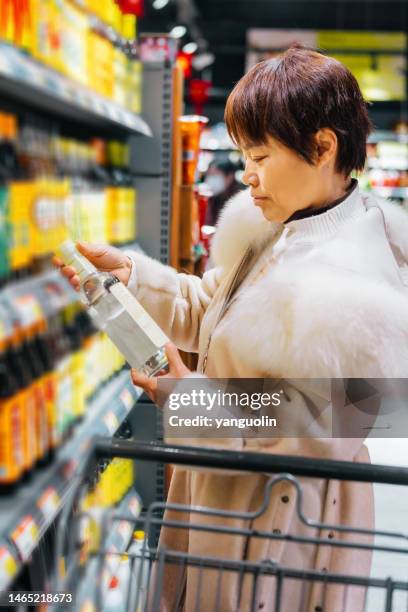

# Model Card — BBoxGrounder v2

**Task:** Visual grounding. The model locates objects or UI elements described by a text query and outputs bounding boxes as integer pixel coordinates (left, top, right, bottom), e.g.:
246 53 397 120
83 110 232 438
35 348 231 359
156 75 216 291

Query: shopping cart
54 437 408 612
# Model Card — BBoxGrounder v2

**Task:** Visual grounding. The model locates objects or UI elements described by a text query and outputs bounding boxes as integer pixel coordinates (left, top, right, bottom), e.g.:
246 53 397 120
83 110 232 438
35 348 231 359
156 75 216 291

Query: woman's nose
242 167 259 187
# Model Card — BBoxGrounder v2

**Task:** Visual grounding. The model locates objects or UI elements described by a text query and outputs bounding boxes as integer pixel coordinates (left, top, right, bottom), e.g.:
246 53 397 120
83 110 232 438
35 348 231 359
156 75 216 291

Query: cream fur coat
127 186 408 611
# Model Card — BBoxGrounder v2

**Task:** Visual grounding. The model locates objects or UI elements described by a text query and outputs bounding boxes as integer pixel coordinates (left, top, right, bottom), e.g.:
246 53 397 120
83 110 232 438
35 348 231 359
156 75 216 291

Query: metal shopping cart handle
94 436 408 485
54 436 408 594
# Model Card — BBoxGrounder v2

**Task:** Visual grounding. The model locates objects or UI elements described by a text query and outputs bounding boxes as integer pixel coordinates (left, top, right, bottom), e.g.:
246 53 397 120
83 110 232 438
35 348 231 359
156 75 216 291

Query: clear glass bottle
56 241 168 377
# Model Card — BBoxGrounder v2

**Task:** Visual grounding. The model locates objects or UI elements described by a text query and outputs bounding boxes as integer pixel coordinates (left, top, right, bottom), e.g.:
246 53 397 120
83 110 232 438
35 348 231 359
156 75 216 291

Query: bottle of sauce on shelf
0 326 24 487
5 325 36 476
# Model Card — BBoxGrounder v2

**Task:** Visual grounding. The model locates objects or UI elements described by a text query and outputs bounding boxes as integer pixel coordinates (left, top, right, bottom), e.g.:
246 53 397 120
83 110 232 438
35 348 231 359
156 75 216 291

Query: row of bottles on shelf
0 275 126 487
0 0 142 111
0 111 137 283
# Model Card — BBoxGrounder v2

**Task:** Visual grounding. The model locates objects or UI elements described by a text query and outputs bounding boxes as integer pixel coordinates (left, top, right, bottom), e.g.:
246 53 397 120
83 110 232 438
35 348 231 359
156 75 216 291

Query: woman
204 158 244 225
57 47 408 611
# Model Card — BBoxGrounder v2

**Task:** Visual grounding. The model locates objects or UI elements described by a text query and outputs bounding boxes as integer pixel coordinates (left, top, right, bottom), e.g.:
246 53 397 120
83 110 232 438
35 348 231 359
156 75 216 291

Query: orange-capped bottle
0 335 24 487
5 327 36 475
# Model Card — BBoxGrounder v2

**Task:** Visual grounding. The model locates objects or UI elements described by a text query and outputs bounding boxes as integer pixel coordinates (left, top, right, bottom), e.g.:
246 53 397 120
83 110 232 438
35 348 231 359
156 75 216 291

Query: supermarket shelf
0 370 142 590
371 187 408 199
74 490 143 611
0 269 78 318
0 43 151 137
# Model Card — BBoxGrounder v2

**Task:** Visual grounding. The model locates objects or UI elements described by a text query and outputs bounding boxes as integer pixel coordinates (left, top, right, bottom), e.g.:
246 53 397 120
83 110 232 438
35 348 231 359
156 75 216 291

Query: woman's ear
314 128 338 167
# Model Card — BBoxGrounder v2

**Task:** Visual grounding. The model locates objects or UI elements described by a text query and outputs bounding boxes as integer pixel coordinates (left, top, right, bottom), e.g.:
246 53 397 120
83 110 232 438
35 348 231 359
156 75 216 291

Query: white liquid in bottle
56 241 169 376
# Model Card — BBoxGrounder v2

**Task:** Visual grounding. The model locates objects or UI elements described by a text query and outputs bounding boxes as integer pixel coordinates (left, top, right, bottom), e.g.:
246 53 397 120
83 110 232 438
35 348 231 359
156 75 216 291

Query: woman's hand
53 242 132 291
131 343 191 403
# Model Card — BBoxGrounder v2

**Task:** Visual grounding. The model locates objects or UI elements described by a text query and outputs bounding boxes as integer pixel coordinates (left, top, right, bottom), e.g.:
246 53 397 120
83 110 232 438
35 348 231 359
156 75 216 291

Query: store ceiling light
170 25 187 39
183 42 198 54
152 0 169 9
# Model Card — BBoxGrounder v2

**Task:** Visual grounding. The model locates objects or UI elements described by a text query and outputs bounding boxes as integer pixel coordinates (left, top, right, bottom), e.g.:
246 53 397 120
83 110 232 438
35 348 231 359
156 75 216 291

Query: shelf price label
0 546 18 589
103 411 119 435
11 516 39 562
37 487 61 524
120 388 134 413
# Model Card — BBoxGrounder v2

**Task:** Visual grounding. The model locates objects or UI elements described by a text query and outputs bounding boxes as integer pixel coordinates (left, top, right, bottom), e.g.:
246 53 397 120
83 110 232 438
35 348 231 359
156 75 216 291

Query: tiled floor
364 439 408 611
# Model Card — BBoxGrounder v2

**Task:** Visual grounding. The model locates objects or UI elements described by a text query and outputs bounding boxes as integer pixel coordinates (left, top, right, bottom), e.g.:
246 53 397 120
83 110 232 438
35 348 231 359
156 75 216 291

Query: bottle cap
56 241 96 283
133 530 145 541
109 576 119 589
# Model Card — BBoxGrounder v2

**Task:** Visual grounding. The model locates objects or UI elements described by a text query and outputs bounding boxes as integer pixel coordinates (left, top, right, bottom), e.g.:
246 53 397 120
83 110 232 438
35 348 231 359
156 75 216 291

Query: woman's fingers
165 343 191 377
60 265 77 278
52 256 63 268
131 368 158 402
55 264 81 291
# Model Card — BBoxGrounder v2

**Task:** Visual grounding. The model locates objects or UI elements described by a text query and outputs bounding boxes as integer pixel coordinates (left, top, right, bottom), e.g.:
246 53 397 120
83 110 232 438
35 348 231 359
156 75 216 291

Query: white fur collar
211 187 408 272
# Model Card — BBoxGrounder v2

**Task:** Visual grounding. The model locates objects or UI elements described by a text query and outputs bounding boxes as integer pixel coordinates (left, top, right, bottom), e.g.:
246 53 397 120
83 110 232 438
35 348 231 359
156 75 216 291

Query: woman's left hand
131 342 191 404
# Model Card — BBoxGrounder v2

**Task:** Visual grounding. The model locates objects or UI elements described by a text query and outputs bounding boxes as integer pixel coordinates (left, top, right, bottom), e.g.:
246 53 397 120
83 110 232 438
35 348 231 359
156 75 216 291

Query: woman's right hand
53 242 133 291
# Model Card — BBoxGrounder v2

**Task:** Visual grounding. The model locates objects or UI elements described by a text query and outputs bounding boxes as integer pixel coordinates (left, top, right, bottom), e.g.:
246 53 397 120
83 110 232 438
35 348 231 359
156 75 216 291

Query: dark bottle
0 342 24 488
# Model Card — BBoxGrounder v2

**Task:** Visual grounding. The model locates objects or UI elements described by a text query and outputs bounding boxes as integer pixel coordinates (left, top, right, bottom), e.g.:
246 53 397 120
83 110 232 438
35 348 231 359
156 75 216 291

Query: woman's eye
253 156 267 163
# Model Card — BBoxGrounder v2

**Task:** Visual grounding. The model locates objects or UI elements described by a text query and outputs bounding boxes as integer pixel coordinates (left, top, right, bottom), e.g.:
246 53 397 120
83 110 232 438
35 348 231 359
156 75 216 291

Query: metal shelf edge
0 43 151 137
0 370 141 590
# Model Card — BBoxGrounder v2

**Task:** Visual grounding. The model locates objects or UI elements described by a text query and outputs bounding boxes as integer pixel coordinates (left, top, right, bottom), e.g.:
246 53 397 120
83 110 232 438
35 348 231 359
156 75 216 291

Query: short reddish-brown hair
225 47 372 176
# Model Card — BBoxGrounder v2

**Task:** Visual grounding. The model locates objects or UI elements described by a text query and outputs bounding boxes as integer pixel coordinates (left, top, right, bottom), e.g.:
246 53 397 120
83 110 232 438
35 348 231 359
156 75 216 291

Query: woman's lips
252 196 268 205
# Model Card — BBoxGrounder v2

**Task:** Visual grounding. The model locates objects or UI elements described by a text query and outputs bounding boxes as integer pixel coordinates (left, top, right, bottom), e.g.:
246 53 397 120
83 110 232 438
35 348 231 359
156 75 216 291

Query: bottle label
109 283 168 348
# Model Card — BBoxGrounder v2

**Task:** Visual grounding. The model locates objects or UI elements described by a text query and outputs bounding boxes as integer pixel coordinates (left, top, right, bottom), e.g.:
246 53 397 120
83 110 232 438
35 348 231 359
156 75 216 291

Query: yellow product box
127 60 143 114
85 0 102 21
124 187 137 242
8 181 35 272
112 1 122 33
31 0 63 72
121 14 137 41
106 186 119 244
95 467 111 507
60 0 88 84
31 179 69 257
113 48 128 107
104 0 117 28
87 31 114 97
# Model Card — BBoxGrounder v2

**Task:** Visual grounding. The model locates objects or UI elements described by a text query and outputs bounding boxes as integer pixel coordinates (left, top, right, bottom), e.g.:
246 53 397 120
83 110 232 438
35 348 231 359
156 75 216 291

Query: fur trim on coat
209 188 408 378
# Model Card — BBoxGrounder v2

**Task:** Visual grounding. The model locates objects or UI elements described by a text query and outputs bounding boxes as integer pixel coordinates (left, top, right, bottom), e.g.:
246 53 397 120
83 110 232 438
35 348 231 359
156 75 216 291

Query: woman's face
241 135 334 223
